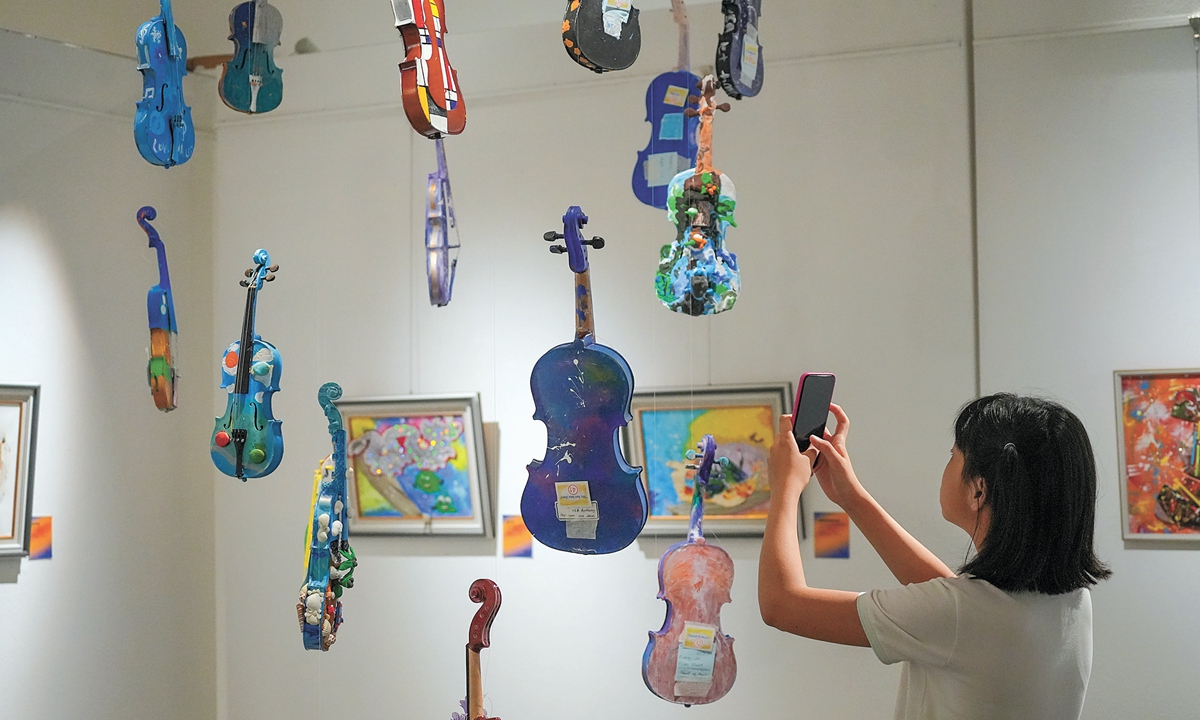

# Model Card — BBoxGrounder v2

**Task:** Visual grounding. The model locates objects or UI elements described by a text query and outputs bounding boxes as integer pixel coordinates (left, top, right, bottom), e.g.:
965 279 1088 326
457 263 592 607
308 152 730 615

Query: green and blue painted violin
134 0 194 167
218 0 283 114
211 249 282 480
298 382 356 651
138 206 178 412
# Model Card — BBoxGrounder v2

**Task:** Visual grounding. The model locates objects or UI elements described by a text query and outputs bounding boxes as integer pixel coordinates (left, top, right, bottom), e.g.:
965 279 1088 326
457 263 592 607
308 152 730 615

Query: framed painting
1114 369 1200 541
624 383 800 536
0 385 39 557
335 394 493 537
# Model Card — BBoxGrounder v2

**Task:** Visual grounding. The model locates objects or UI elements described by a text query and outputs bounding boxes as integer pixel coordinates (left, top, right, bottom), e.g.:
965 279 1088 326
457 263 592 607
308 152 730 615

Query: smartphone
792 373 836 452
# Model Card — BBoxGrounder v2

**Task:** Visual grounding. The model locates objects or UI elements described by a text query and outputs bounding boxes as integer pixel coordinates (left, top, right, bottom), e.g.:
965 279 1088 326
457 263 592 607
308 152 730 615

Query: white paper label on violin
741 26 760 84
644 152 688 187
602 0 632 38
554 481 599 520
675 623 718 689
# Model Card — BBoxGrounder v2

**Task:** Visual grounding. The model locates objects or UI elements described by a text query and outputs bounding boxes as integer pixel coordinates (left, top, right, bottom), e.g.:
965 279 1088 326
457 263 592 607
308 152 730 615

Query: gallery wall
0 29 217 720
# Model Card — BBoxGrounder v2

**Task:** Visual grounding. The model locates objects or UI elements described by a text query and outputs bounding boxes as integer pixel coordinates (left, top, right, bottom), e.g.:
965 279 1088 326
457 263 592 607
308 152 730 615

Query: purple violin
426 137 460 307
715 0 763 99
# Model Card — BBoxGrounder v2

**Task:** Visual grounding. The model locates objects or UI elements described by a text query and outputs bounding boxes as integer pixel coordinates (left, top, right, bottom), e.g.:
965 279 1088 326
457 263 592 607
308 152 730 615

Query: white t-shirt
856 574 1093 720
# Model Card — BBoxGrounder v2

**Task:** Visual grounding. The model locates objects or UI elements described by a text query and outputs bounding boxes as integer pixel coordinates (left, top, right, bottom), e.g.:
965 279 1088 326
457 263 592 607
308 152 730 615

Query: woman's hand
769 415 819 498
808 404 868 511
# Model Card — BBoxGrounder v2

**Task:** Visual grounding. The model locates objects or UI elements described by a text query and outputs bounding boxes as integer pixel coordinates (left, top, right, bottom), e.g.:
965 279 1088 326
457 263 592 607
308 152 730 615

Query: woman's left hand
769 415 819 497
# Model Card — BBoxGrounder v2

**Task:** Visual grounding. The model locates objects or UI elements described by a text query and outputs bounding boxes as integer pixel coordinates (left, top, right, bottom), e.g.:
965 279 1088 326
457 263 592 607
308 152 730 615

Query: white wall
210 5 974 720
0 29 216 720
973 8 1200 718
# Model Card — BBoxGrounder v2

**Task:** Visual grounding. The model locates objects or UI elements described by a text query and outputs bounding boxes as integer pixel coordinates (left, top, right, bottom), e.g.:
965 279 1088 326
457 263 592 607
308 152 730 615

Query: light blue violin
211 249 282 480
218 0 284 114
134 0 195 167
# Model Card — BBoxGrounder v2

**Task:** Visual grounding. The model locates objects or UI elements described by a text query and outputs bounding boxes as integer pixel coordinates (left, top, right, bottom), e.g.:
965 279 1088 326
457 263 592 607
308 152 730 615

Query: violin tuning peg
683 108 700 118
543 231 564 242
685 449 697 460
717 103 732 112
265 274 276 282
584 236 605 249
239 280 250 287
269 264 279 272
244 269 253 278
549 245 567 254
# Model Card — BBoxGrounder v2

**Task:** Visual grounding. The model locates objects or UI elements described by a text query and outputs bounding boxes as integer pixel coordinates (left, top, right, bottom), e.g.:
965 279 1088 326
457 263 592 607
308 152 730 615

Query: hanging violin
643 435 737 705
520 207 647 555
134 0 195 168
211 249 283 480
631 0 700 209
715 0 764 99
137 206 178 412
562 0 641 73
451 579 502 720
656 75 740 316
299 382 357 651
427 137 460 306
218 0 284 114
392 0 466 137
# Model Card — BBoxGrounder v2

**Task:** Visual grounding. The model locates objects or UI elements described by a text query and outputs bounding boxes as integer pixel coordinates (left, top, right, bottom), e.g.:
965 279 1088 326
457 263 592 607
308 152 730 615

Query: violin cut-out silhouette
211 249 283 480
715 0 763 99
427 137 460 306
562 0 641 73
392 0 466 137
521 207 647 555
643 434 737 705
657 75 740 316
219 0 284 114
135 0 195 167
137 206 178 412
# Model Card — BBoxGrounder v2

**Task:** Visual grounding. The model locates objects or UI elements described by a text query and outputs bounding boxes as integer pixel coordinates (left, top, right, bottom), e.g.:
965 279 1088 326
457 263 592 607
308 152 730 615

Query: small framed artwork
625 383 798 536
1114 369 1200 541
0 385 39 558
335 394 493 537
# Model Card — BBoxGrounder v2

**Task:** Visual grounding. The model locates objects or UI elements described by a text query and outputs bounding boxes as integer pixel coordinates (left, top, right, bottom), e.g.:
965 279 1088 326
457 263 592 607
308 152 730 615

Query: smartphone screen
792 373 836 452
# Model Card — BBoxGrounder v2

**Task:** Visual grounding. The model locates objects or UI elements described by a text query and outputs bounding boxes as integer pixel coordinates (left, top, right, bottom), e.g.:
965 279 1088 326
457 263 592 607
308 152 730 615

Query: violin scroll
467 578 501 652
318 382 343 433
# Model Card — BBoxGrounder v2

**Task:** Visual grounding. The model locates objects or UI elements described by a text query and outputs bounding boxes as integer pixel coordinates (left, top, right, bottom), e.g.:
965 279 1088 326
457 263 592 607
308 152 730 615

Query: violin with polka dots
211 249 283 480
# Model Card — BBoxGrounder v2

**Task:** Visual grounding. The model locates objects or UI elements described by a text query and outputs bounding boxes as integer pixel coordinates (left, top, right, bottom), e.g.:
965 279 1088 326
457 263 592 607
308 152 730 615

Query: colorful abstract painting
0 403 18 540
813 512 850 558
1117 371 1200 539
29 516 51 559
0 385 37 558
502 515 533 558
626 385 793 535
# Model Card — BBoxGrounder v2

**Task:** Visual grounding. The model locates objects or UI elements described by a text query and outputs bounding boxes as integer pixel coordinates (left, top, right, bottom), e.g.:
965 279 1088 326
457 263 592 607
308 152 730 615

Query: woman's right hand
808 404 868 511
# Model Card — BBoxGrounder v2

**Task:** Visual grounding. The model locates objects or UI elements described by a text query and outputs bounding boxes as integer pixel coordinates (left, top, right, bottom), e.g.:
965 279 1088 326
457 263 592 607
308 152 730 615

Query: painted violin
427 137 460 306
657 75 740 316
392 0 466 137
521 207 647 555
211 249 283 480
137 207 179 412
715 0 763 99
643 435 737 705
219 0 284 114
562 0 641 73
452 579 502 720
632 0 700 209
134 0 195 167
299 382 357 651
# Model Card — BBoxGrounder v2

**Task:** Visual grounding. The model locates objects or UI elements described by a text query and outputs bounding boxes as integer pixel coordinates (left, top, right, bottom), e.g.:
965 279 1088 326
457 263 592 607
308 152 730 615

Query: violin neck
674 4 689 72
695 109 714 176
466 647 484 720
151 239 172 292
160 0 178 57
435 136 448 179
574 268 595 341
235 284 259 394
688 472 705 542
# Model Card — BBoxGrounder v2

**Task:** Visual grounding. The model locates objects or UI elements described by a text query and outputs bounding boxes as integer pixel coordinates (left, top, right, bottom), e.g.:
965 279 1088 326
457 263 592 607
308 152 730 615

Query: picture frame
624 383 800 537
335 393 493 537
0 385 39 558
1114 369 1200 541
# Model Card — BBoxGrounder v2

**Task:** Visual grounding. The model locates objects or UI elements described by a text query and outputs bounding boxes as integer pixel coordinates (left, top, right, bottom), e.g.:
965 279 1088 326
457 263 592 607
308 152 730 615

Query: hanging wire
1192 16 1200 244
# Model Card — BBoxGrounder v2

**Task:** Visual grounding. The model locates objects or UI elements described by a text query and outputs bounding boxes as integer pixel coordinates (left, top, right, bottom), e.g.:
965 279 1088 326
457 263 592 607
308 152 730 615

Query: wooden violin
137 206 178 412
455 579 501 720
134 0 195 167
715 0 764 99
218 0 284 114
562 0 641 73
392 0 466 137
299 382 357 651
643 435 737 705
211 249 283 480
426 137 460 306
631 0 700 209
520 207 647 555
656 75 740 316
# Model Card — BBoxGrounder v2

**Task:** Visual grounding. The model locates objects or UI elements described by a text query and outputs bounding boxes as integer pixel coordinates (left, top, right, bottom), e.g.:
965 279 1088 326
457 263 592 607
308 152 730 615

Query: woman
758 393 1111 719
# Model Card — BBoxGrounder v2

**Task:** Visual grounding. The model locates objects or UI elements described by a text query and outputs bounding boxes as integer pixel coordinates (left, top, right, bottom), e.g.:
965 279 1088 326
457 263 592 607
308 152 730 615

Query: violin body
562 0 641 73
219 0 284 114
134 0 195 167
715 0 763 99
427 137 460 306
137 207 178 412
393 0 466 137
521 207 647 555
644 436 737 705
632 71 701 209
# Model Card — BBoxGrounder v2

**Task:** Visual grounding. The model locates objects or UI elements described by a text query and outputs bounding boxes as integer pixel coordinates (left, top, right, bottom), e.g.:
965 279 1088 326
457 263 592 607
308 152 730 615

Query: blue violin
134 0 195 168
715 0 764 99
520 207 647 555
211 250 283 480
218 0 284 114
137 206 178 411
298 382 356 651
632 0 700 209
426 137 460 306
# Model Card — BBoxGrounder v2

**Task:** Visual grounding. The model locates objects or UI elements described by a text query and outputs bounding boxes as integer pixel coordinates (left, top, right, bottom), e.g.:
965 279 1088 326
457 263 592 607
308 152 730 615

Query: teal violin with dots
211 250 283 480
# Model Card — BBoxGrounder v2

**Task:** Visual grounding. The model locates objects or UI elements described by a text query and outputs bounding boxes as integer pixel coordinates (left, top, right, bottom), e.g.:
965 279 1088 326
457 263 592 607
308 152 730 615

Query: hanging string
1193 16 1200 247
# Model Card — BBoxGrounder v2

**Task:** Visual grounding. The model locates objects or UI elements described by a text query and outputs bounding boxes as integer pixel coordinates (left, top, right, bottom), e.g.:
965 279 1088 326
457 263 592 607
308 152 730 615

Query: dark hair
953 393 1111 594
